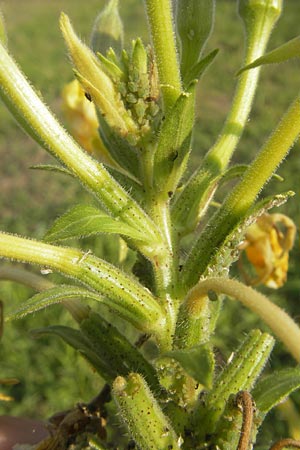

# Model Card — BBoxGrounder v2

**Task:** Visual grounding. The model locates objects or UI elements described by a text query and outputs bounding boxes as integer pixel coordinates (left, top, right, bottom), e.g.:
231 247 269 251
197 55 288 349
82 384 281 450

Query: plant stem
185 277 300 362
183 95 300 288
0 232 165 336
144 0 181 109
172 0 281 232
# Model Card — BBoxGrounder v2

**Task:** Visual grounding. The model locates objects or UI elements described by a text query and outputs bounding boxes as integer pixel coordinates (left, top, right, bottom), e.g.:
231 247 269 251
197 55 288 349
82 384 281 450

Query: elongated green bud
60 13 138 137
131 38 148 76
176 0 215 81
195 330 274 439
239 0 283 25
90 0 124 55
113 373 181 450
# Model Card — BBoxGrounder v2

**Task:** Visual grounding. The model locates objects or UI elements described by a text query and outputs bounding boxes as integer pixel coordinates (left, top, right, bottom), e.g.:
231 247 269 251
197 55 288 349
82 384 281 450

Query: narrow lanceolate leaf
32 325 114 382
252 367 300 414
153 88 195 195
99 117 140 178
6 285 105 321
176 0 215 82
80 311 161 393
237 35 300 76
30 164 73 177
44 204 146 243
113 373 181 450
183 48 219 87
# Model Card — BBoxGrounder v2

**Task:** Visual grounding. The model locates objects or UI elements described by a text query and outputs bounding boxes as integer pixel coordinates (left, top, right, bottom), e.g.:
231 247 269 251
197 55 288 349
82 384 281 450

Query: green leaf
252 367 300 414
44 204 146 243
6 285 104 321
80 311 161 393
183 48 219 87
30 164 73 176
237 36 300 76
99 116 140 178
32 325 114 381
153 87 195 194
176 0 215 81
165 344 214 388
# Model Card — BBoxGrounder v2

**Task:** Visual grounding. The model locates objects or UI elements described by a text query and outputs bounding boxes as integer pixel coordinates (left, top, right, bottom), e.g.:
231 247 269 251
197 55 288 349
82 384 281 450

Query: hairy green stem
144 0 181 109
186 277 300 362
183 95 300 288
172 0 281 232
0 232 165 338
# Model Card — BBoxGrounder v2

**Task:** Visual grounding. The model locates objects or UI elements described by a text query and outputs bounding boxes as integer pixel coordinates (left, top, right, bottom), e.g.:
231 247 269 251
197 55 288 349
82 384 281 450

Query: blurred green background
0 0 300 444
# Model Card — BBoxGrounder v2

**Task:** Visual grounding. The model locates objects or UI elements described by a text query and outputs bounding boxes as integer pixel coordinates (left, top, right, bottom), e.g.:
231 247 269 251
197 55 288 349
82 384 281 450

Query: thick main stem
186 277 300 362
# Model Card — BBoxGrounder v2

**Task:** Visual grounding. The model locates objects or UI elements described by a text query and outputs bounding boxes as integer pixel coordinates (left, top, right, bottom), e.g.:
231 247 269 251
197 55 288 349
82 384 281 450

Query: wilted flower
239 213 296 288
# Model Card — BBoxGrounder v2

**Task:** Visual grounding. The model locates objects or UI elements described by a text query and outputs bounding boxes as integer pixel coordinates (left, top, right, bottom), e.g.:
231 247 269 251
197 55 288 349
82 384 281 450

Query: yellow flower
62 79 99 154
239 213 296 288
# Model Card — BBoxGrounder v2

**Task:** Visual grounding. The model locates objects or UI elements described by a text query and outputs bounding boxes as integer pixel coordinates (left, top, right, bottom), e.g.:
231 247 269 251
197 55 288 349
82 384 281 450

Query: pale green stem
186 277 300 362
172 2 280 231
141 143 180 348
0 232 165 337
0 40 161 256
144 0 182 109
206 1 280 168
183 95 300 288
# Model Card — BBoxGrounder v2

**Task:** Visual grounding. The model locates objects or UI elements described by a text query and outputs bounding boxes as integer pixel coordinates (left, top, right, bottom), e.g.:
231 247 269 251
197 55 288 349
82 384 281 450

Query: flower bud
60 12 138 138
238 0 283 28
176 0 215 80
90 0 124 55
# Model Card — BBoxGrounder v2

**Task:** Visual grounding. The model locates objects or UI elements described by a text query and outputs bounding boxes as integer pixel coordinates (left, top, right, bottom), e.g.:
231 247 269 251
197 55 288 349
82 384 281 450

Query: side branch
185 277 300 362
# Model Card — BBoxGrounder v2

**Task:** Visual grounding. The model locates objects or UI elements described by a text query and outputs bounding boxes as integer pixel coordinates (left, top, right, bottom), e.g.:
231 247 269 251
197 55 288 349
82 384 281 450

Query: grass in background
0 1 299 437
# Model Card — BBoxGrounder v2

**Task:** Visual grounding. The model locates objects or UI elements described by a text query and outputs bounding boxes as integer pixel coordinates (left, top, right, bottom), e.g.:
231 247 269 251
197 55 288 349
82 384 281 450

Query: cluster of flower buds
60 10 160 148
